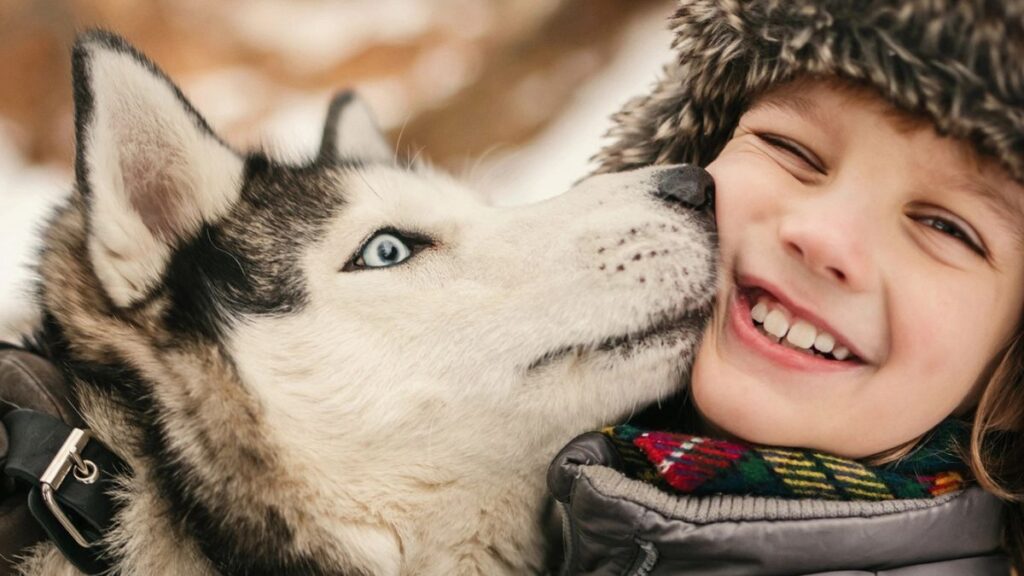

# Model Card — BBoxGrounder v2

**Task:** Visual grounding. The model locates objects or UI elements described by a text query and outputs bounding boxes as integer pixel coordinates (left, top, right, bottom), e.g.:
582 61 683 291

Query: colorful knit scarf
603 420 971 501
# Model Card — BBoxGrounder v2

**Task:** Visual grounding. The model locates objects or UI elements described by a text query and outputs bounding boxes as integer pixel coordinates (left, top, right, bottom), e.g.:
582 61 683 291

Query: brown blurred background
0 0 674 174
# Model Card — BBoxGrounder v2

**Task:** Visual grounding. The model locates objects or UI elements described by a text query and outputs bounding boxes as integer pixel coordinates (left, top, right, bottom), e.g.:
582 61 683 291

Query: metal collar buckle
39 428 100 548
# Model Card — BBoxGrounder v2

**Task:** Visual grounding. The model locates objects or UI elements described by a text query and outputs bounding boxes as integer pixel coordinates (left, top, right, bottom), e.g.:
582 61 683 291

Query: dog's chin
525 307 708 373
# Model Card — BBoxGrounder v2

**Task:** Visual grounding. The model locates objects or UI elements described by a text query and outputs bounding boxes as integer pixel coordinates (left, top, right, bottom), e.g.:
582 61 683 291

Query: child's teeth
751 301 769 323
813 332 835 354
749 293 854 361
763 309 789 338
785 320 817 349
782 339 815 355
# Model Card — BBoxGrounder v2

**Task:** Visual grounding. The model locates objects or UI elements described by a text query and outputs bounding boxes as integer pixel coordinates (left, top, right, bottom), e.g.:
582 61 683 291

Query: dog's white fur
19 32 716 575
225 166 713 574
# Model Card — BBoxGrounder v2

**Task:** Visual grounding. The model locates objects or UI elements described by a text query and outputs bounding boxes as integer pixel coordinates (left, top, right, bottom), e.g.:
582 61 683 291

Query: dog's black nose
654 165 715 211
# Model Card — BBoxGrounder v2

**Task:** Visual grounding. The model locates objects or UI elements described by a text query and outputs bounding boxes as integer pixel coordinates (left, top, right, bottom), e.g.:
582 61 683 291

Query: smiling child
550 1 1024 573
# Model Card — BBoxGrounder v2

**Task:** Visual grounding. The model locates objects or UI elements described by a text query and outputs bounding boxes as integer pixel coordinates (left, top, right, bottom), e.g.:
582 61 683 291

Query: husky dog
17 31 716 575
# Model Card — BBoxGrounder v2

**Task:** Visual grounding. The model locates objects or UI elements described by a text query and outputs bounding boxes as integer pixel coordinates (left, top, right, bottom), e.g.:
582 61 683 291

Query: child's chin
689 374 814 448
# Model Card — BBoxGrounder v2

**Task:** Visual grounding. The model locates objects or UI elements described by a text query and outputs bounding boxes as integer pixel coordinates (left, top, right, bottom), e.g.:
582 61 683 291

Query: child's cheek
707 150 786 236
884 282 987 418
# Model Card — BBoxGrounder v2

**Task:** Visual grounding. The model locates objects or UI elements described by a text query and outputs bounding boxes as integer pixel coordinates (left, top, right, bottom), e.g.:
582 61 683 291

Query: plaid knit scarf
603 420 971 501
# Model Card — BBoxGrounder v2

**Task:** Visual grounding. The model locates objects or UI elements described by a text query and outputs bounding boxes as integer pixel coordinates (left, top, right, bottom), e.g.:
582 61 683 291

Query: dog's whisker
462 142 509 184
206 228 247 278
408 145 426 170
357 171 384 202
392 114 411 166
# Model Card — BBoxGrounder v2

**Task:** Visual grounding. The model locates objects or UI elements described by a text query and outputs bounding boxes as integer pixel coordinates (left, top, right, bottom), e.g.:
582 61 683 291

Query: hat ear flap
73 31 244 307
318 91 393 163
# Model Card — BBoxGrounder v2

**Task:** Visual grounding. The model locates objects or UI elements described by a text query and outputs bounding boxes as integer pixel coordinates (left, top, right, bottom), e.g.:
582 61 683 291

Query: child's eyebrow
748 87 924 133
746 91 827 125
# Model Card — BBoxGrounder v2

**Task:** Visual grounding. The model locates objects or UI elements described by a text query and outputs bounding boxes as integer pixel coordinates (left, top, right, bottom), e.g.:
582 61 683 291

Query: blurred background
0 0 677 339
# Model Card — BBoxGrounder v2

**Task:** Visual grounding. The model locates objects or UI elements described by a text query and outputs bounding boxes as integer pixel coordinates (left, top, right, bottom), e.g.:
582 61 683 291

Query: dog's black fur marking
145 153 360 340
318 90 357 164
160 224 246 341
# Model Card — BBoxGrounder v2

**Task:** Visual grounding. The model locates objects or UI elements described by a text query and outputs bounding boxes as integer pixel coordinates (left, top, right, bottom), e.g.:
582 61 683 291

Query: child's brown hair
972 333 1024 571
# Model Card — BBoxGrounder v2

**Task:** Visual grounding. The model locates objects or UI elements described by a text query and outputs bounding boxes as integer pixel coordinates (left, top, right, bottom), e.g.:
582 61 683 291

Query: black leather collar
2 406 127 575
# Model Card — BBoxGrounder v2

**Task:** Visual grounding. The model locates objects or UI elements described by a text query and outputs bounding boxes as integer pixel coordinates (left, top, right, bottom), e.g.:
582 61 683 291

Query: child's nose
653 164 715 212
778 201 875 291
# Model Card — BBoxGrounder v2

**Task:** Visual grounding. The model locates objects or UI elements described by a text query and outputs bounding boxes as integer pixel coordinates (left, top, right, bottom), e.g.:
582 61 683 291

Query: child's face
692 79 1024 458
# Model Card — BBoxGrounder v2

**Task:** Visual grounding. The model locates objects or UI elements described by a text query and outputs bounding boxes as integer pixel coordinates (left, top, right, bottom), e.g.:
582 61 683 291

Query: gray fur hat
596 0 1024 182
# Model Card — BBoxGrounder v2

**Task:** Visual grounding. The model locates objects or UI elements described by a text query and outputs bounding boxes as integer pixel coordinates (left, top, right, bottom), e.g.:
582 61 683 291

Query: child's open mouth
730 285 866 371
744 286 859 362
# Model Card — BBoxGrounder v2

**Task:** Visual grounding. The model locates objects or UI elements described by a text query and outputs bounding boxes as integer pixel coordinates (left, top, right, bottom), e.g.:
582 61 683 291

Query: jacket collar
549 432 1007 574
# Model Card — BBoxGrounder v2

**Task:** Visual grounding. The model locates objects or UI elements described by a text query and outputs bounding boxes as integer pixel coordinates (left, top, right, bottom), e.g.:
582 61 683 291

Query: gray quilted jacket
548 433 1009 575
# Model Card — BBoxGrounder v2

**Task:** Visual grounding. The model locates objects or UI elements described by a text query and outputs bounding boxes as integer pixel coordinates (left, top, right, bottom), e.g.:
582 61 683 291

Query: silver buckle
39 428 100 548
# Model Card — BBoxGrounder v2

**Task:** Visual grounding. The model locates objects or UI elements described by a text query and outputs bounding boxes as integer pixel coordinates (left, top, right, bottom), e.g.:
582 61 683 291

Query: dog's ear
72 31 244 307
318 91 392 163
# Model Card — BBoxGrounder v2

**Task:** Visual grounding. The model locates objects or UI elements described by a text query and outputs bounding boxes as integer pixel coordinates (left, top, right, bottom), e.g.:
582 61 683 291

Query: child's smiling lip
735 272 872 364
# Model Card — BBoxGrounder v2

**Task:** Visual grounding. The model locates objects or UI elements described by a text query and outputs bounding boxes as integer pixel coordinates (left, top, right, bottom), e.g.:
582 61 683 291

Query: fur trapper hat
595 0 1024 182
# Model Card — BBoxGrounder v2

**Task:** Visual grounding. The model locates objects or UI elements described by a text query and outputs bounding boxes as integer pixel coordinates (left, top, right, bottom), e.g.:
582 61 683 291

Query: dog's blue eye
343 229 433 272
360 233 411 268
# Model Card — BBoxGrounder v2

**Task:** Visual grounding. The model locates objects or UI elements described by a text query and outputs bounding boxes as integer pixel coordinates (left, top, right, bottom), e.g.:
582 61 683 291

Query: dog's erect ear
72 31 244 307
318 91 392 163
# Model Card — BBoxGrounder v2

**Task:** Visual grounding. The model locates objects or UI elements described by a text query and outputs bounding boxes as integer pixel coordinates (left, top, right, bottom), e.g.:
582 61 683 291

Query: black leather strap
2 408 126 574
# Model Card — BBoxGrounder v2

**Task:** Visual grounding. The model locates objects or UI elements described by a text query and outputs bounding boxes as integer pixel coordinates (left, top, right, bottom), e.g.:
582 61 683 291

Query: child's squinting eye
756 133 827 174
915 215 987 257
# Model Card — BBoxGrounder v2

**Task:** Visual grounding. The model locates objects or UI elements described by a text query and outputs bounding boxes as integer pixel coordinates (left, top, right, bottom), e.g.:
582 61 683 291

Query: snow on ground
0 121 70 342
474 6 673 206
